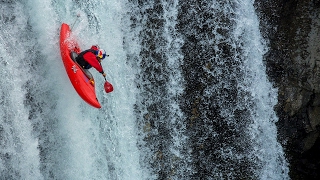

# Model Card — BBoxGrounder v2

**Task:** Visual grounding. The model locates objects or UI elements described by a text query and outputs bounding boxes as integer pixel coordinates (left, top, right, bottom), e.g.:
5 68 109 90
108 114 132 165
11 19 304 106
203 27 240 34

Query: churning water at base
0 0 289 179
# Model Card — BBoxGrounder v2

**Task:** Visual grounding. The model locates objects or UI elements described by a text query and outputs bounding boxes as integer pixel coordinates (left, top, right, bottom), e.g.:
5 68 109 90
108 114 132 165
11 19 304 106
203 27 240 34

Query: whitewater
0 0 289 180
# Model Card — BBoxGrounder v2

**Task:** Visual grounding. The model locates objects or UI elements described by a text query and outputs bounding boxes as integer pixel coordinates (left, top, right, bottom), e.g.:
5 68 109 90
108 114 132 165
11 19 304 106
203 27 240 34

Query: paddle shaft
71 14 80 30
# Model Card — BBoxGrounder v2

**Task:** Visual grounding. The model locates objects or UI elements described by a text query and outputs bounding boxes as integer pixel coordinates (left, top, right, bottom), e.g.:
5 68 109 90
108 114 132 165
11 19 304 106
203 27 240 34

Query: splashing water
0 0 289 179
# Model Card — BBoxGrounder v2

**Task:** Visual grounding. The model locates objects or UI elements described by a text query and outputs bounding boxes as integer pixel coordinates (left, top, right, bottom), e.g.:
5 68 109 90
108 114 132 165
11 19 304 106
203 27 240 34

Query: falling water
0 0 289 179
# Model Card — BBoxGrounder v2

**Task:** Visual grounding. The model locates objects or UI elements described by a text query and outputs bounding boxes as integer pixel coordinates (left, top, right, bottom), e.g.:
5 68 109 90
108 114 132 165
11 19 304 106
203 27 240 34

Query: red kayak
59 23 101 108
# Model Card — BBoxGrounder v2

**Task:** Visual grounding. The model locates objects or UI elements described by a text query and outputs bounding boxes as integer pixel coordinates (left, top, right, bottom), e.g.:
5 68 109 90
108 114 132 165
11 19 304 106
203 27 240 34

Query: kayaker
76 45 109 77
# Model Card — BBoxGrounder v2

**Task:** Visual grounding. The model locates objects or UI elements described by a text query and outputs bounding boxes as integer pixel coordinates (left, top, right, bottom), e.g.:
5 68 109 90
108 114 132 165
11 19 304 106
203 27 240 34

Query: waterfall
0 0 289 179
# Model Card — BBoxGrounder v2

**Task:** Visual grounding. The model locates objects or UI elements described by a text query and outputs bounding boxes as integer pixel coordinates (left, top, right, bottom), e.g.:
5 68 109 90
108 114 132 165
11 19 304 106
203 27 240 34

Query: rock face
255 0 320 179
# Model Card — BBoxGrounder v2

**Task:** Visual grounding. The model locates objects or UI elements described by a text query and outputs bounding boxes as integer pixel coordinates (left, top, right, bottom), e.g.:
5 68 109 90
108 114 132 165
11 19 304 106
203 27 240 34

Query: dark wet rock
255 0 320 179
308 106 320 131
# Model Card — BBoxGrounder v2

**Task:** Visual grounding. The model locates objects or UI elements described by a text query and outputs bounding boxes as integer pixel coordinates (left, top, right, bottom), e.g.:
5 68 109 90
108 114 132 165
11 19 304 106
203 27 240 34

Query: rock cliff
255 0 320 179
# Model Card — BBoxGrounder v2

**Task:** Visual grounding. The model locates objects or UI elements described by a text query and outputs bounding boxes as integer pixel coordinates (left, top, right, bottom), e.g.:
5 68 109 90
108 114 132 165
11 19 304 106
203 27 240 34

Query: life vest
76 49 97 69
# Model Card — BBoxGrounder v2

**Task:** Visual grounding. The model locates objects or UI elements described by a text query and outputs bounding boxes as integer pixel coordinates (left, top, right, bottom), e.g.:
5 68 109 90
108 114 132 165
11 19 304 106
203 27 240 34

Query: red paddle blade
104 81 113 93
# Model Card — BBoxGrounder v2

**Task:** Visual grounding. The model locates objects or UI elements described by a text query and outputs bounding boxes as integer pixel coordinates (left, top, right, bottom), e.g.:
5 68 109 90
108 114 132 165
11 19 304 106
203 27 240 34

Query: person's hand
102 73 106 77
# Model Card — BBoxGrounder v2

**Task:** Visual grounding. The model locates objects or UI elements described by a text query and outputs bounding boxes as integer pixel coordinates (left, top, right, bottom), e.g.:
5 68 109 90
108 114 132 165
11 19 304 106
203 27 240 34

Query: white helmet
96 49 106 59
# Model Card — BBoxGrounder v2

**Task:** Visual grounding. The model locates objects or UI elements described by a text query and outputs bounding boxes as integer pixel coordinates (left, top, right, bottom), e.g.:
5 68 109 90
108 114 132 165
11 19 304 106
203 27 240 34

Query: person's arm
83 53 104 73
99 69 106 77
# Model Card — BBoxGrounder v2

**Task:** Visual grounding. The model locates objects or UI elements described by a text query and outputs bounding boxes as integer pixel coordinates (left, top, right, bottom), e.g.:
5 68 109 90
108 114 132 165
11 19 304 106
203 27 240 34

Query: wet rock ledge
255 0 320 179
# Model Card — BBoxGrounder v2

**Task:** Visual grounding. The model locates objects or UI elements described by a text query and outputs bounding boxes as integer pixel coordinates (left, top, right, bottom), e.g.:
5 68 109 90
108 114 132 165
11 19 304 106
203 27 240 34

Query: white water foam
24 0 144 179
161 0 193 178
0 1 42 179
233 0 289 179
